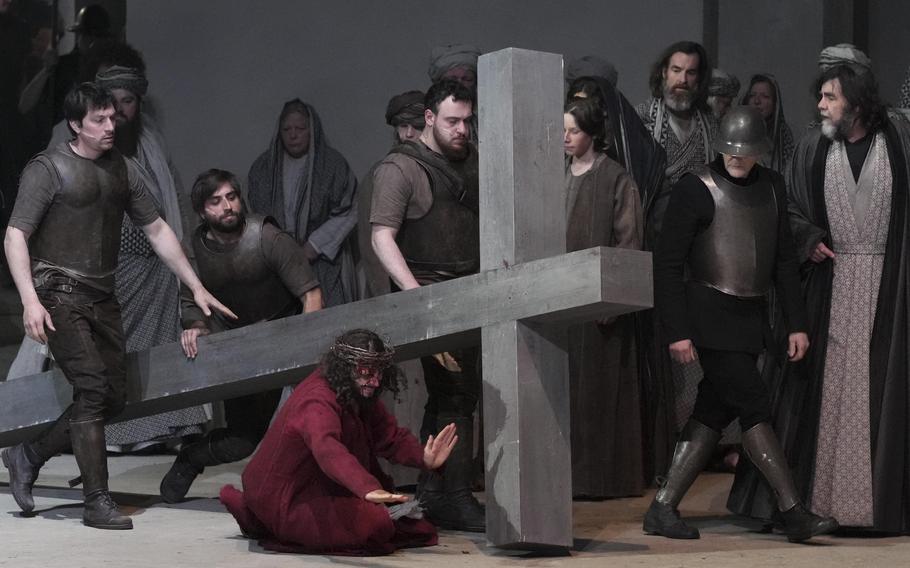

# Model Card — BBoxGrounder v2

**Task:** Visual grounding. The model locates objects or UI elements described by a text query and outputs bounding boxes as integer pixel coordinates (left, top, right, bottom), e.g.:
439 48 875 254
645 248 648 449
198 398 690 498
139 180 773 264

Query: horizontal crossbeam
0 246 651 448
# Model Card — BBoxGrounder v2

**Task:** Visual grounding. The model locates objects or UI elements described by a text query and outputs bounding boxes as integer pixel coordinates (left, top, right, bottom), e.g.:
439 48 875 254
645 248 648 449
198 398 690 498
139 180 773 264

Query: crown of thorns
330 341 395 366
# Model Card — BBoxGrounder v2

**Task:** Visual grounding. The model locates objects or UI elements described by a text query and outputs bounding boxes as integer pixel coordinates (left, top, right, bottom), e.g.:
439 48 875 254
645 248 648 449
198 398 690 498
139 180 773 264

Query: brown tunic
566 153 645 498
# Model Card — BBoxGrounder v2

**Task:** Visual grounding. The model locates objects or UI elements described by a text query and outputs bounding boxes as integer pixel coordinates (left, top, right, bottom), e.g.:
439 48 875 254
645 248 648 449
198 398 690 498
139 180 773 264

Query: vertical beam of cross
478 48 572 550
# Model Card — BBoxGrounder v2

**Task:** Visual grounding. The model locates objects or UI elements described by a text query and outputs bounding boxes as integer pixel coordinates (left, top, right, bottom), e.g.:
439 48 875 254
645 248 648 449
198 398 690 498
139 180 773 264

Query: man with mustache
732 48 910 534
637 41 719 453
369 79 484 532
1 83 234 529
158 168 323 503
638 41 717 192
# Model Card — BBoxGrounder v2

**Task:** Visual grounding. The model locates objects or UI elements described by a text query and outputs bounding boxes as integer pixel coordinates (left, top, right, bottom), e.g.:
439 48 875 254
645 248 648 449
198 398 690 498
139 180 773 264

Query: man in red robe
220 329 458 556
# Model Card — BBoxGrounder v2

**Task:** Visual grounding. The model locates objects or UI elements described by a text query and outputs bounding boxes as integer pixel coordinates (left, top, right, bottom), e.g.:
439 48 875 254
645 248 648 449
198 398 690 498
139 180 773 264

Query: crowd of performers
3 0 910 557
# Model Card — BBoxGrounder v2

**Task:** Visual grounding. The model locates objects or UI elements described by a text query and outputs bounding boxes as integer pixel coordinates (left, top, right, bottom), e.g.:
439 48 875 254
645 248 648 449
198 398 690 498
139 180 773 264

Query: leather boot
2 444 42 513
70 418 133 530
159 435 224 504
421 415 485 532
1 408 73 513
741 423 838 542
643 420 720 539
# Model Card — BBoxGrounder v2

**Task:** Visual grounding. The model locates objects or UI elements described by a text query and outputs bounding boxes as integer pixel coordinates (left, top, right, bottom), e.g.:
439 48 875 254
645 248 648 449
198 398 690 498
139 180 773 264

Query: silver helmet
713 106 772 157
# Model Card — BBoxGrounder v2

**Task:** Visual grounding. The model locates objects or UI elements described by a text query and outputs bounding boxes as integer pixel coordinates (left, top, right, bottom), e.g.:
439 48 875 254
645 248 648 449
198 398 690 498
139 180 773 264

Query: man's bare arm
301 287 323 314
4 227 55 343
371 225 419 291
141 218 237 320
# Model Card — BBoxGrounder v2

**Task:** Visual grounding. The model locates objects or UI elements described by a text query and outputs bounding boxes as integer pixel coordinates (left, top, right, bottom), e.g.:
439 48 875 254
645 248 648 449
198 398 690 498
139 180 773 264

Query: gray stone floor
1 456 909 567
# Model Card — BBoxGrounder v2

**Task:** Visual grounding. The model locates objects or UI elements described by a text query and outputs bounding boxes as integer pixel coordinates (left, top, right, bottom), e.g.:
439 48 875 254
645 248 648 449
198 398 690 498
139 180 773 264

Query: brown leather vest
687 167 779 297
192 215 299 328
393 142 480 274
29 145 131 278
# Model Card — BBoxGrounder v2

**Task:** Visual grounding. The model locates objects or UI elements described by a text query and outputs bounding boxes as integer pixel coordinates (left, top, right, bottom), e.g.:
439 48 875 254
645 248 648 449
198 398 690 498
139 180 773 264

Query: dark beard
209 211 245 234
114 116 142 157
432 126 468 161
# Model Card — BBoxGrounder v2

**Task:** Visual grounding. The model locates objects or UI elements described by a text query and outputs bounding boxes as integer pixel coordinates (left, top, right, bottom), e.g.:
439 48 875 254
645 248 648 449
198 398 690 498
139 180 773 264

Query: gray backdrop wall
127 1 905 190
127 0 704 185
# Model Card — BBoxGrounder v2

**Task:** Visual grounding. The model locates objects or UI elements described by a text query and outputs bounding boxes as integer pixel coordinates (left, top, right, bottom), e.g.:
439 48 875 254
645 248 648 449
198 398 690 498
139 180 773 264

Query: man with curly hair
220 329 458 556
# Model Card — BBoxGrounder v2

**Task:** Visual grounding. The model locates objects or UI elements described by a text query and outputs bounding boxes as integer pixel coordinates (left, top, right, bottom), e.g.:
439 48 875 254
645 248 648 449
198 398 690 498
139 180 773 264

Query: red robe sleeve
367 401 427 469
294 396 383 499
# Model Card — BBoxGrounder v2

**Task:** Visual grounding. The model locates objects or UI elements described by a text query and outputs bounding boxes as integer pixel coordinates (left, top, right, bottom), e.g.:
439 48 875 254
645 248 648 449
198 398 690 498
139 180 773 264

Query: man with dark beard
731 56 910 534
638 41 718 455
158 168 323 503
369 79 484 532
638 41 717 190
219 329 458 555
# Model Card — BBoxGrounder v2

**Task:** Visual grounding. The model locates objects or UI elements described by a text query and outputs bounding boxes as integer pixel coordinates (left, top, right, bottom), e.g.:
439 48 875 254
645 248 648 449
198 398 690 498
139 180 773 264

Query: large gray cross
0 48 651 550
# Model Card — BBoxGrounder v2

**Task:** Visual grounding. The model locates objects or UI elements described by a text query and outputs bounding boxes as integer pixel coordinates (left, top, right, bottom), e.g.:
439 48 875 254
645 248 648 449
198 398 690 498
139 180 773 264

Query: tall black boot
159 430 238 504
643 420 720 539
421 415 485 532
741 423 838 542
70 418 132 529
1 408 73 513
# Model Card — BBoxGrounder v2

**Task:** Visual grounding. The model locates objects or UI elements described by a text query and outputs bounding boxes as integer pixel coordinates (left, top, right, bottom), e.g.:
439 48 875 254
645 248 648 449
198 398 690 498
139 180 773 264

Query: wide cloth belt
831 242 886 255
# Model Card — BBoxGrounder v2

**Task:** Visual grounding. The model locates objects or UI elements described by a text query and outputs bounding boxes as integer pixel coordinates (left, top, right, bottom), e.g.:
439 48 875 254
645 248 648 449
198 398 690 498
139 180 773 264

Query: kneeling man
159 168 323 503
220 329 457 556
647 106 838 542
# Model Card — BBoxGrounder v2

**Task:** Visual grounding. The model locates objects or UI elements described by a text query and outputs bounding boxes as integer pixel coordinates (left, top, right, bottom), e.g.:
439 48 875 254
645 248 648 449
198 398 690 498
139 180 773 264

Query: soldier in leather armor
1 83 234 530
158 168 323 504
369 80 484 532
645 106 838 542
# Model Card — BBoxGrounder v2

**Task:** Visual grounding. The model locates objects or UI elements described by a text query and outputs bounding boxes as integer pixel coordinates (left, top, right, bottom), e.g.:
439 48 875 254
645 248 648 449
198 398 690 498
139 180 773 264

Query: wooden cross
0 48 651 551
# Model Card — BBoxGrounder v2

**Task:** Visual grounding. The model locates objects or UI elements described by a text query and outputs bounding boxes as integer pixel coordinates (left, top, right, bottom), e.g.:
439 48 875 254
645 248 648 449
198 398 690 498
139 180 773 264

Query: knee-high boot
70 418 133 529
1 407 73 513
643 420 720 539
741 422 838 542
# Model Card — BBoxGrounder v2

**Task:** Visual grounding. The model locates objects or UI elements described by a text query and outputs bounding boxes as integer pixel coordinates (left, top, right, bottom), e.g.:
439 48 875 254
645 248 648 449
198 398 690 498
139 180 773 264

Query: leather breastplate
29 145 130 278
192 215 298 328
394 143 480 274
687 167 778 297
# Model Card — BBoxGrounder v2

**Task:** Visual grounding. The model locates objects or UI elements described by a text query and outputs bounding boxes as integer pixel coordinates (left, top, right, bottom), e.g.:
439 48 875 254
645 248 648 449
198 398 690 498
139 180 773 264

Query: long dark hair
320 329 403 406
648 40 710 109
813 64 887 133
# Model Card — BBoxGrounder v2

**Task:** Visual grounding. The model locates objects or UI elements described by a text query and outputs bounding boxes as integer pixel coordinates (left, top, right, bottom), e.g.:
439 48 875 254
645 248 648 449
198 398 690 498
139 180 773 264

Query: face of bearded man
818 78 859 141
662 51 700 113
424 96 472 161
202 183 245 234
111 88 141 155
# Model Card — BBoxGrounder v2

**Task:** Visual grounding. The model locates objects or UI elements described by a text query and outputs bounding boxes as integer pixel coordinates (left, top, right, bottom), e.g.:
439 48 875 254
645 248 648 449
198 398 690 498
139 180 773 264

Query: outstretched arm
141 218 237 321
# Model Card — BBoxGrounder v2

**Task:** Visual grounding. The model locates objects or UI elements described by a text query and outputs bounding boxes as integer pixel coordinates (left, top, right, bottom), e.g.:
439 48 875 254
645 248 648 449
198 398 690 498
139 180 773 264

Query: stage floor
1 454 907 567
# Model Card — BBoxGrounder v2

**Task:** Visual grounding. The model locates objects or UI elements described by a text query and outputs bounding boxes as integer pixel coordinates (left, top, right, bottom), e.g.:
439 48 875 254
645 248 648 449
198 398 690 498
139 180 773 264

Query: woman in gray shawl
247 99 359 307
742 74 795 174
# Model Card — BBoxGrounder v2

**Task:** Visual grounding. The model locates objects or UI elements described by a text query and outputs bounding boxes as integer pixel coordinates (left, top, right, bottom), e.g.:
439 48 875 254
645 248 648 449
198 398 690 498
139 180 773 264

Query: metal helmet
68 4 111 36
713 106 772 157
